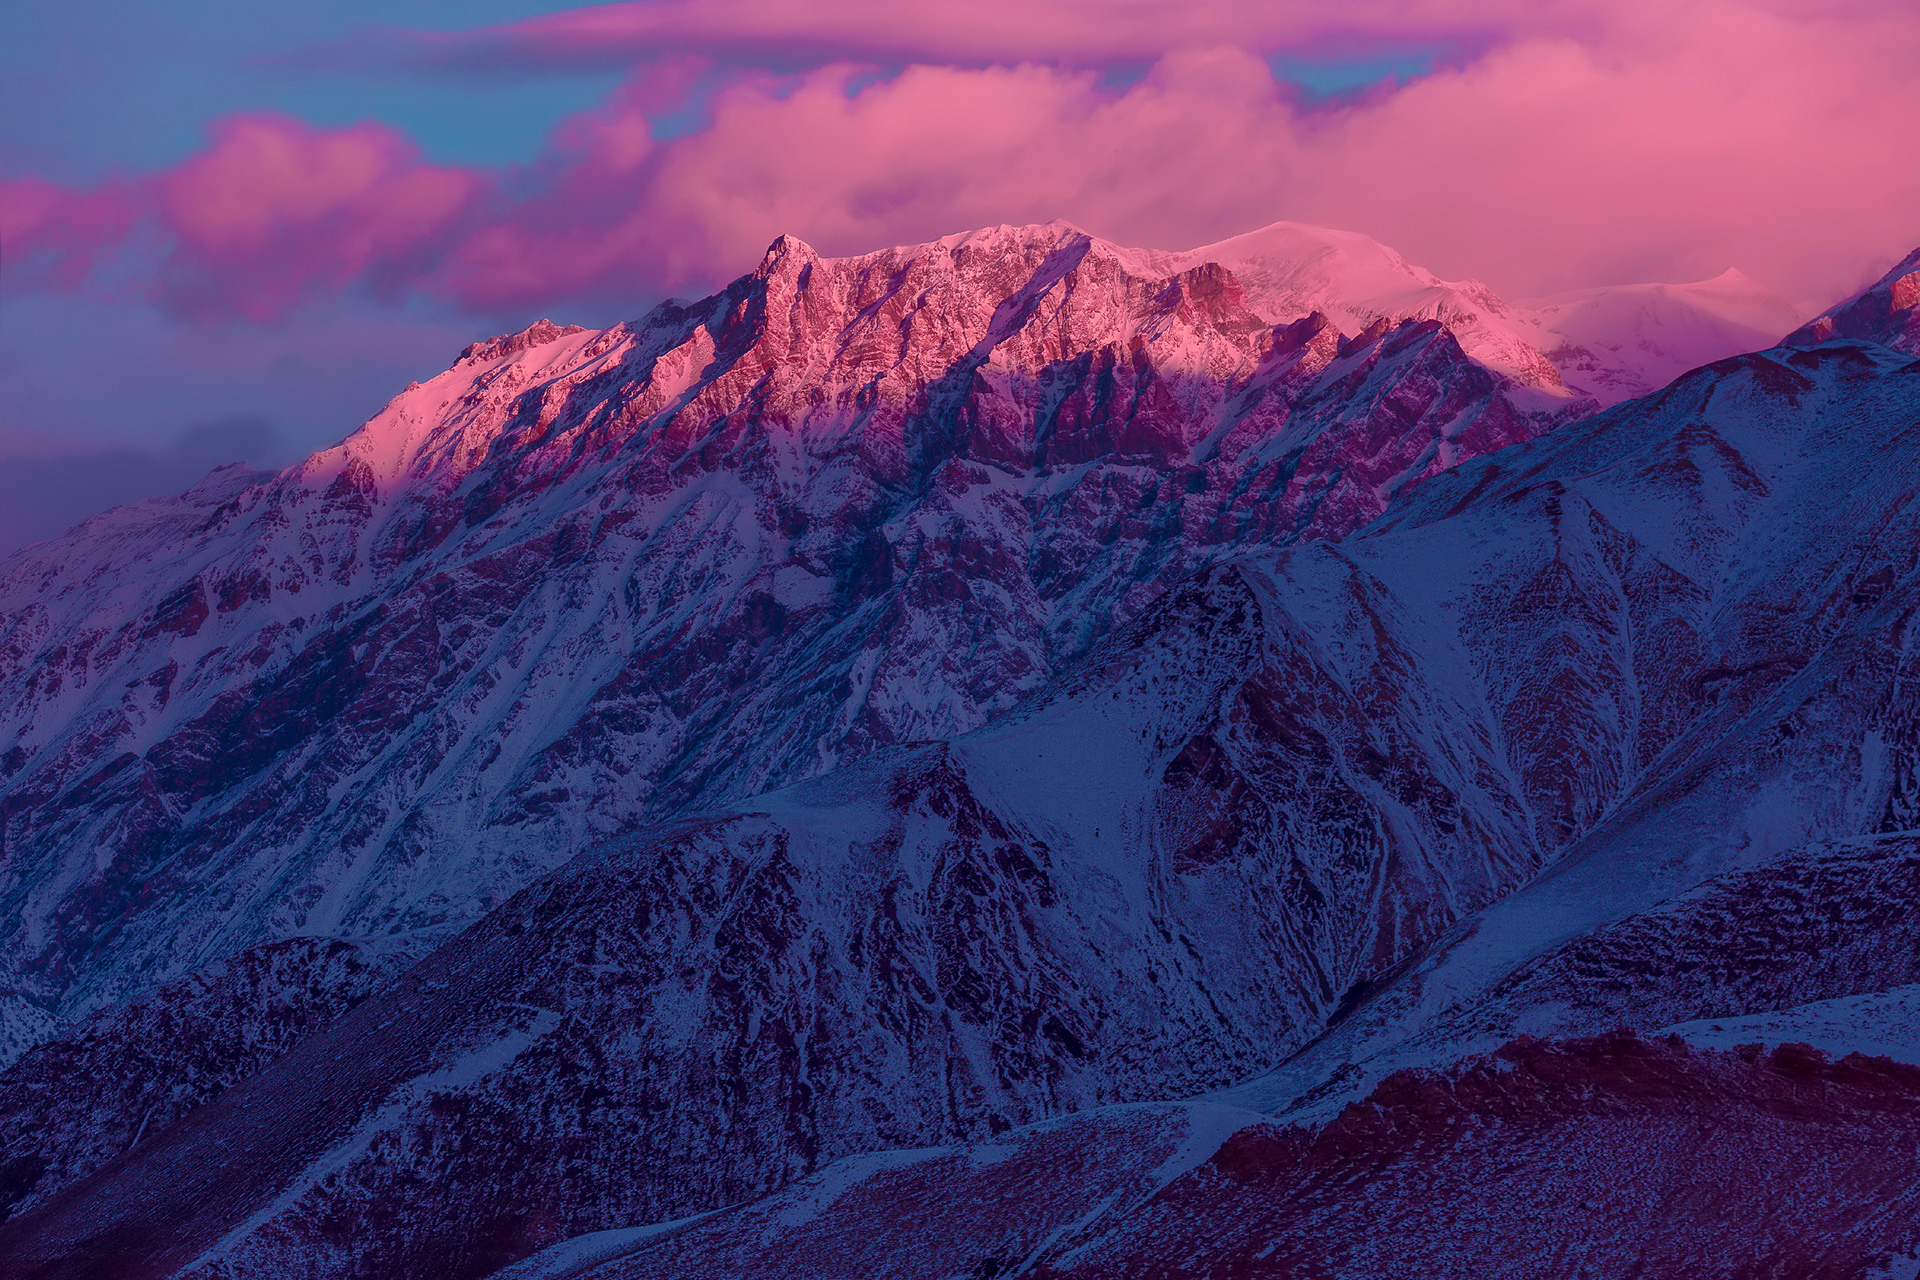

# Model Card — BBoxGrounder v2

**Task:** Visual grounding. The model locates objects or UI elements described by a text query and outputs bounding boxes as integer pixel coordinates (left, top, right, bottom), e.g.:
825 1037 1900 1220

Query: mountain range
3 219 1916 1280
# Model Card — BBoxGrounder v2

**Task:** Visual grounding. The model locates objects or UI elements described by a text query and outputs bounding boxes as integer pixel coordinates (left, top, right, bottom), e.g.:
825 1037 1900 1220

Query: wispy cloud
290 0 1517 73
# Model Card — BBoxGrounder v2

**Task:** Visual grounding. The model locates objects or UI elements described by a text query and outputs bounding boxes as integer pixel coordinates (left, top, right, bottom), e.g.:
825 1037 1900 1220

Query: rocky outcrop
1787 248 1920 355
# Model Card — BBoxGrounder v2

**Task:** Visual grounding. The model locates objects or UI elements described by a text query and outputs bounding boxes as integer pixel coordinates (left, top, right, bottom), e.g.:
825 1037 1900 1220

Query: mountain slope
488 1034 1920 1280
0 935 407 1226
1228 337 1920 1123
0 552 1552 1276
10 327 1920 1277
451 327 1920 1280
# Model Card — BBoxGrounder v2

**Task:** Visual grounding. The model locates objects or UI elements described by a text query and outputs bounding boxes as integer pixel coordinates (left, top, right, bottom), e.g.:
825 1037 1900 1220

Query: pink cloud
153 116 480 321
432 4 1920 312
5 1 1919 321
1289 1 1920 304
329 0 1920 76
0 176 139 289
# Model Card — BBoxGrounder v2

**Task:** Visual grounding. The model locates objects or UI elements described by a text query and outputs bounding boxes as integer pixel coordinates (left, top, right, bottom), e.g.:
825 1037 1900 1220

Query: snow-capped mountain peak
1156 221 1573 395
1109 219 1802 407
1520 266 1805 405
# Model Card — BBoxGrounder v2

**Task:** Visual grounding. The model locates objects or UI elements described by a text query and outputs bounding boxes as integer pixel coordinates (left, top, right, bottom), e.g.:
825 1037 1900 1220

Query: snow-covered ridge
779 219 1801 407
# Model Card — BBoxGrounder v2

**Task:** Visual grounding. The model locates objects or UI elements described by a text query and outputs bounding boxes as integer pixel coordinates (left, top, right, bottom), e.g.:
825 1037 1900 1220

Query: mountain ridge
0 222 1910 1280
0 218 1576 1050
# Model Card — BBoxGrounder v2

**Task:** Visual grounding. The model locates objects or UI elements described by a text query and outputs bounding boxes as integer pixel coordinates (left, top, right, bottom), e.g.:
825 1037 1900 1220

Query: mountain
463 304 1920 1280
1138 222 1804 406
9 315 1920 1277
1518 267 1805 404
0 223 1587 1065
0 223 1900 1279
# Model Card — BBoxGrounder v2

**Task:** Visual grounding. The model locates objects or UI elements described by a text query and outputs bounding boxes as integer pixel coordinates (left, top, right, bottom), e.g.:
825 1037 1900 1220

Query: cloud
1292 2 1920 303
0 175 139 289
2 116 477 321
154 116 480 321
4 0 1919 320
331 0 1517 71
415 5 1920 312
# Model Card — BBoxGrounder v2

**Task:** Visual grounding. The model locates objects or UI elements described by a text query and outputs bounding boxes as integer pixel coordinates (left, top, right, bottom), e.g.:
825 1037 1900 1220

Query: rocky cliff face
1789 248 1920 356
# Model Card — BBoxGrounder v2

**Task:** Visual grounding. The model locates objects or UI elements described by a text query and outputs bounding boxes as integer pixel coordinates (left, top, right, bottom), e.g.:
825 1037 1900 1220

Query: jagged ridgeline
0 223 1587 1048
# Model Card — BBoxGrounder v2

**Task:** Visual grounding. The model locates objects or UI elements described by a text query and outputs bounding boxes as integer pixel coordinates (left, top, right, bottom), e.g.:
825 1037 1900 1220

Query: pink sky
6 0 1919 327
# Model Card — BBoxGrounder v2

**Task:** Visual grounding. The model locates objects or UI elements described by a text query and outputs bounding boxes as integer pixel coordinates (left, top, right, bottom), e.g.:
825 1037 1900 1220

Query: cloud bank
5 0 1918 321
